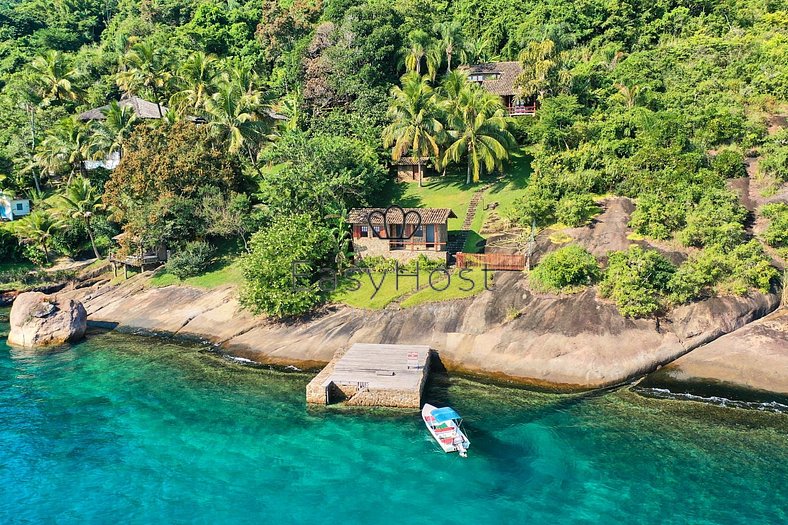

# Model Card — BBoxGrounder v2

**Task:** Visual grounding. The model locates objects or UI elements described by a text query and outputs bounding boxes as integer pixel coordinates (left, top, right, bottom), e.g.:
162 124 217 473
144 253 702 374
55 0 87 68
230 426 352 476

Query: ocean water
1 318 787 524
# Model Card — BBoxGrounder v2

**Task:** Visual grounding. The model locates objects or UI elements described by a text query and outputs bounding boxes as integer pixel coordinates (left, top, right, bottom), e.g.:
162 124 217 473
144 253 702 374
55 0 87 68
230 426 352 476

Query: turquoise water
2 319 788 524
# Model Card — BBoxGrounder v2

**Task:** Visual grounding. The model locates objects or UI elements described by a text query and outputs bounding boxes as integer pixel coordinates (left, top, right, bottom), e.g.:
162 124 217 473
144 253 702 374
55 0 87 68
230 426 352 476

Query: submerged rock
7 292 87 347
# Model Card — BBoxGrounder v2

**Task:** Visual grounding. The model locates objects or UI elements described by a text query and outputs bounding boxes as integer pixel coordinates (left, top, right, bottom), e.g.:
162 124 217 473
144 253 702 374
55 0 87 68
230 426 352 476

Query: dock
306 343 431 408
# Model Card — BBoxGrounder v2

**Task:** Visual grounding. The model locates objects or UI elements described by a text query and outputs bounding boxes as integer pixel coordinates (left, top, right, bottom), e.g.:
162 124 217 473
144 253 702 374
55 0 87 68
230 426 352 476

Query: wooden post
124 263 128 279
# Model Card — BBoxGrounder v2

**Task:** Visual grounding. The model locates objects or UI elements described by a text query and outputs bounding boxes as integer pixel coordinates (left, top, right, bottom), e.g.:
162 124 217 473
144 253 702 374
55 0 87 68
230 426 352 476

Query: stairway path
448 186 488 256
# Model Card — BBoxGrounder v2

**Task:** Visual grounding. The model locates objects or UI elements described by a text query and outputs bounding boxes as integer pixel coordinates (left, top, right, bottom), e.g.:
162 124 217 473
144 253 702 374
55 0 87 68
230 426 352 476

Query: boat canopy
431 407 461 423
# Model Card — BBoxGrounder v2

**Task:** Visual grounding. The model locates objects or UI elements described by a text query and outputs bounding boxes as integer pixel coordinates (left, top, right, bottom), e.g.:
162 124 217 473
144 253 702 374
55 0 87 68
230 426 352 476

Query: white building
0 193 31 221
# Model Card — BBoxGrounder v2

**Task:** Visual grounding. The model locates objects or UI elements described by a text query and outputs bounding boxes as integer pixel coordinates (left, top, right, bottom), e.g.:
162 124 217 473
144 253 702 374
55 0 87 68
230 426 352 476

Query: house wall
397 165 418 182
354 236 450 263
11 200 30 218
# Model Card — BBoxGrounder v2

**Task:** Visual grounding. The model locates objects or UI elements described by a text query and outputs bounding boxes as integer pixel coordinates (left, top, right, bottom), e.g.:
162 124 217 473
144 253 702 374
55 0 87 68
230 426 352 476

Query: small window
372 225 381 234
16 203 23 211
360 225 369 236
415 226 423 237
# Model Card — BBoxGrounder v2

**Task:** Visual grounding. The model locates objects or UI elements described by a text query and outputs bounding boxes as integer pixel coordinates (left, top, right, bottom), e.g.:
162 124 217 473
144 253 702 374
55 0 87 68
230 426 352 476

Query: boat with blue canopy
421 403 470 457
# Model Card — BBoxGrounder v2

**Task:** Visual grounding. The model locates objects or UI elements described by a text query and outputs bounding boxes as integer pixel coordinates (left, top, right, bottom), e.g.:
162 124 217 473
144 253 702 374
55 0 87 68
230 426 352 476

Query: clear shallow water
1 319 788 524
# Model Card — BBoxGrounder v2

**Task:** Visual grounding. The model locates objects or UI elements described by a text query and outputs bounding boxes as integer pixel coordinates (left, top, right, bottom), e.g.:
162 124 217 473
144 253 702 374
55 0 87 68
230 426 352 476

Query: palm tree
58 177 105 259
28 51 81 106
614 82 641 109
433 21 467 73
88 101 138 162
442 84 516 184
12 210 64 262
204 84 273 163
403 30 431 74
170 51 218 115
382 73 443 187
116 41 172 117
516 39 559 101
35 117 90 185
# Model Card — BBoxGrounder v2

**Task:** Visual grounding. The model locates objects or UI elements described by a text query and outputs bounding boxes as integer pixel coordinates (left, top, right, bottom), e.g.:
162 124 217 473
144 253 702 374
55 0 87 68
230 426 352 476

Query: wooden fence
455 252 525 271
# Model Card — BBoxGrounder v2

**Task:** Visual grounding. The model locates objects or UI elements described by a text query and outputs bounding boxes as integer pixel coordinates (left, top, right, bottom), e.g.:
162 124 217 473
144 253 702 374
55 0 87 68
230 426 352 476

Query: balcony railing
507 105 537 116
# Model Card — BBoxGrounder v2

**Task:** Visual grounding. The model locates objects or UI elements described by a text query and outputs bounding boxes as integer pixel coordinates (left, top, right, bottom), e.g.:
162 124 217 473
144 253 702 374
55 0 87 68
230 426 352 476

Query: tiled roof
395 156 430 166
348 207 457 225
459 61 522 96
78 95 167 121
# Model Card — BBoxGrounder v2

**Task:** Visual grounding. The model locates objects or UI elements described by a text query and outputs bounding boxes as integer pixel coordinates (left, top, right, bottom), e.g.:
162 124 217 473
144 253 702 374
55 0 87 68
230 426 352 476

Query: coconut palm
58 177 105 259
170 51 218 115
433 21 467 73
12 210 65 262
116 41 172 117
516 39 559 101
35 117 90 185
613 82 641 109
204 84 273 163
88 101 138 161
28 51 81 105
442 84 516 184
382 73 443 187
403 30 431 75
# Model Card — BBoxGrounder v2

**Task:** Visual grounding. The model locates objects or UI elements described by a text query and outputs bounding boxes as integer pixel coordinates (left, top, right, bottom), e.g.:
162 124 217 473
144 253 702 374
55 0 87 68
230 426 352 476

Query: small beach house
459 61 538 116
348 207 456 263
0 194 30 221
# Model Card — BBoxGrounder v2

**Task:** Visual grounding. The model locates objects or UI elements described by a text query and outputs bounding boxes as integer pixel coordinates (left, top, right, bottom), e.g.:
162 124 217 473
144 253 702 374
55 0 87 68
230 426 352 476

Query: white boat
422 403 470 457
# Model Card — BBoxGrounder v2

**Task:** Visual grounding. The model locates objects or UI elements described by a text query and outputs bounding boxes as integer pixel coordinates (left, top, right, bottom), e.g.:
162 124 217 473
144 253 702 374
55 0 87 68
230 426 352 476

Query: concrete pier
306 343 431 408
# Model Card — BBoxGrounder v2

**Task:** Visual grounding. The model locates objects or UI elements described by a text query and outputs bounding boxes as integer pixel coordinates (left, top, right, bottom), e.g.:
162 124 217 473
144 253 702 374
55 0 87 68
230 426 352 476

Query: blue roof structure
431 407 461 423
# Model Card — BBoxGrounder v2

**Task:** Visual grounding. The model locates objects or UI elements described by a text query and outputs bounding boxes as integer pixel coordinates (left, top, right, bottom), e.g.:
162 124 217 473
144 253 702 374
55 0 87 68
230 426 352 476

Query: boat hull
422 403 470 455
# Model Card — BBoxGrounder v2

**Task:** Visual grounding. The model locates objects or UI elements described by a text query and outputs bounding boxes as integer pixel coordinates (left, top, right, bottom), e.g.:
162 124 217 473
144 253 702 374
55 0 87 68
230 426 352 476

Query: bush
512 183 557 227
240 214 336 318
0 228 21 261
761 203 788 248
530 245 600 292
678 190 747 249
165 241 215 279
554 194 599 227
669 241 777 303
712 149 746 179
599 246 676 317
629 193 686 240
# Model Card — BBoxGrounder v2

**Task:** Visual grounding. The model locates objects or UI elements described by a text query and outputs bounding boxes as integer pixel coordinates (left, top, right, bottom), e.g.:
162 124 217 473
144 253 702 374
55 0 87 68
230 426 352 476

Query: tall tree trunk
418 160 423 187
447 52 452 73
86 217 101 259
27 105 41 193
466 155 471 185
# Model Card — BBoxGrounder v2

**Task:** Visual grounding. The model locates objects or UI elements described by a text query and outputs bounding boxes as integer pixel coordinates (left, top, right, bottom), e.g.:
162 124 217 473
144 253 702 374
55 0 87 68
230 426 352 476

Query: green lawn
377 149 533 249
331 270 432 309
149 257 243 289
399 268 492 307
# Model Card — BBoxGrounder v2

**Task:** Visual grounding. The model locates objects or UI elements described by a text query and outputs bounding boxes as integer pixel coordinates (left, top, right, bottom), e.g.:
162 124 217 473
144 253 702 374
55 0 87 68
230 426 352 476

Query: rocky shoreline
44 269 785 399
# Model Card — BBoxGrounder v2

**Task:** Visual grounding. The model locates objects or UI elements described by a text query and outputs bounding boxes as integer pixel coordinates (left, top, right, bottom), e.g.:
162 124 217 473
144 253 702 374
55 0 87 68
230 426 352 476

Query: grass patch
548 231 573 244
399 268 491 307
331 270 434 309
149 257 243 288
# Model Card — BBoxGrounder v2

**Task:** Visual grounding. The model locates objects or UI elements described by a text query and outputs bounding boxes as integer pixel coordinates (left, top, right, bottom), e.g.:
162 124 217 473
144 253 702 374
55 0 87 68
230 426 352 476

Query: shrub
240 214 336 318
555 194 599 227
678 190 747 249
599 246 676 317
629 194 686 240
165 241 215 279
513 183 557 227
670 241 777 302
531 245 600 292
712 149 746 179
761 203 788 248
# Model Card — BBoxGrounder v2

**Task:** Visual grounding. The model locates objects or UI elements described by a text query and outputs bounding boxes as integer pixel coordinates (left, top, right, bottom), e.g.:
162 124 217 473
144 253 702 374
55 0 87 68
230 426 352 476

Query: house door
425 224 435 249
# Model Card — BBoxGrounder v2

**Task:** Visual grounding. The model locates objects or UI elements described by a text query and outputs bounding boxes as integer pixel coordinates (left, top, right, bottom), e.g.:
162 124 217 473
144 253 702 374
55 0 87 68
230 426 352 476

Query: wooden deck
306 343 431 408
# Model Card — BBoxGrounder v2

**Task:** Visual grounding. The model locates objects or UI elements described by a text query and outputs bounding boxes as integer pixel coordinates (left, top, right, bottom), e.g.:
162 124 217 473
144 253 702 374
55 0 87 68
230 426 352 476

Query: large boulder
7 292 87 347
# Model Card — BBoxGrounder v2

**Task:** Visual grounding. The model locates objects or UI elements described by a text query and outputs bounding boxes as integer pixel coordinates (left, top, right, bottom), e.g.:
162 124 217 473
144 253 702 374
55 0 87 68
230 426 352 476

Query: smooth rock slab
7 292 87 347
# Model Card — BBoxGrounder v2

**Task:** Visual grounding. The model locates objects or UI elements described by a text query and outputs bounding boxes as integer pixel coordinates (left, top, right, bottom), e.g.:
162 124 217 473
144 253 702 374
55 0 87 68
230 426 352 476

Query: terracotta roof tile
459 61 522 96
348 207 457 225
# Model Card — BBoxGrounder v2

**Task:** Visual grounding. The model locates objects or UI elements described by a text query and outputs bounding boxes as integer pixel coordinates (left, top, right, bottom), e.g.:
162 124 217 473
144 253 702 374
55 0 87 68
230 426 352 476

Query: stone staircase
448 188 486 257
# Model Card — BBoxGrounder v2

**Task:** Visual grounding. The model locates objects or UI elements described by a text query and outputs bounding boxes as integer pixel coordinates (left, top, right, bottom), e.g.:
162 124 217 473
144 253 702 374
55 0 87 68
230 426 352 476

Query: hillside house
394 157 431 182
460 61 537 116
0 194 30 221
349 207 457 263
